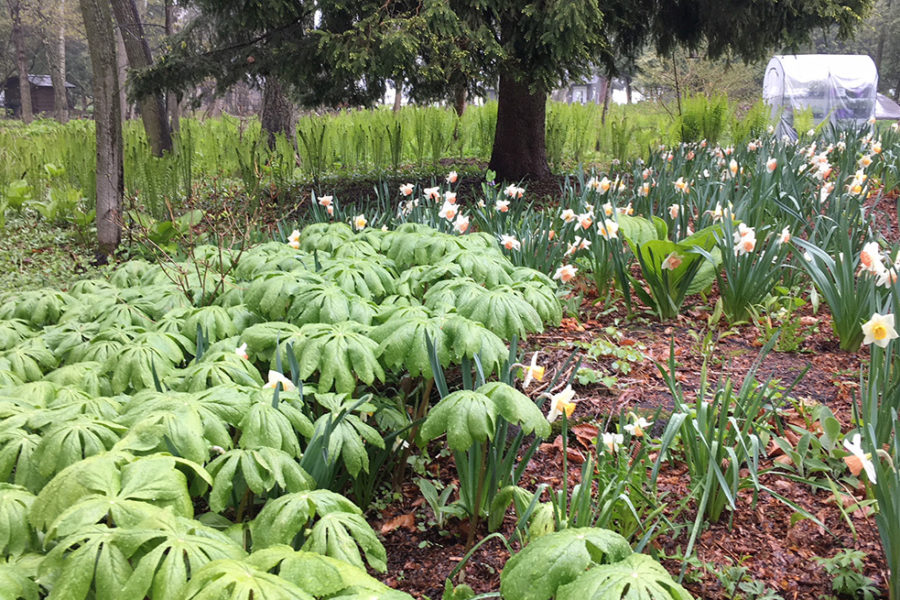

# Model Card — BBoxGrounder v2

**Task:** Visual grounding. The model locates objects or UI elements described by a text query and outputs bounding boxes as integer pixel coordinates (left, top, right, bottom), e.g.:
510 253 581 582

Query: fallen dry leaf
381 513 416 534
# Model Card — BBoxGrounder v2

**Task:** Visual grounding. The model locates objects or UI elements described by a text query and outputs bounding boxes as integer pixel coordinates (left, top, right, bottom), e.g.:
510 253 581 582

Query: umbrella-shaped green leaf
556 553 694 600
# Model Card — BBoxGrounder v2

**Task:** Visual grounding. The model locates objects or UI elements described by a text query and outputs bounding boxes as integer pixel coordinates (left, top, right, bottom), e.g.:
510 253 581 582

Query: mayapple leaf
302 512 387 572
477 382 550 439
241 321 302 363
284 322 384 395
207 447 314 513
499 528 632 600
556 553 694 600
250 489 362 550
311 412 384 477
298 222 354 253
420 390 498 451
179 557 314 600
181 306 239 344
318 258 397 301
0 484 38 556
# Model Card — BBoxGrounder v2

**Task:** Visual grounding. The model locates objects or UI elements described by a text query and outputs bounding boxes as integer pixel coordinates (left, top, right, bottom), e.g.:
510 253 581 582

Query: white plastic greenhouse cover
763 54 878 140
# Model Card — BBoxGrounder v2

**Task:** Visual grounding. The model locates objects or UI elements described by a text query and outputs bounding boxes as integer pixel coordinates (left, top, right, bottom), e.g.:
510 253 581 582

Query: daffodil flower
287 229 300 249
353 214 367 230
862 312 899 348
399 183 414 196
446 171 458 184
554 264 577 283
624 414 653 437
601 432 624 453
264 370 296 392
499 234 521 251
444 191 457 204
522 352 545 389
546 385 576 422
235 343 248 360
843 433 877 483
661 252 682 270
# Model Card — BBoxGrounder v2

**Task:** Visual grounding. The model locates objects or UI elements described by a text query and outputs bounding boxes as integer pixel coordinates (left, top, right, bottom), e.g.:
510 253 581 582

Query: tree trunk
47 0 69 122
115 28 129 119
392 80 402 112
601 76 612 125
488 73 551 181
625 77 633 105
261 76 295 149
111 0 173 156
875 0 893 76
7 0 33 123
164 0 180 132
79 0 124 256
452 83 467 117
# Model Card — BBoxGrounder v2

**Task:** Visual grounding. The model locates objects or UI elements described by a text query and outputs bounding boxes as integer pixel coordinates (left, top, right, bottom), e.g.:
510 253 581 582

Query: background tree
79 0 123 256
110 0 172 155
135 0 873 182
6 0 34 122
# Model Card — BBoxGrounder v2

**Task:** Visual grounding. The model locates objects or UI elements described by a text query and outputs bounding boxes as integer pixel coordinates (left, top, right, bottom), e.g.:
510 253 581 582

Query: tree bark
7 0 33 123
601 76 612 125
625 77 633 105
164 0 180 132
49 0 68 122
875 0 892 76
392 80 402 112
488 73 551 181
261 76 295 149
79 0 124 256
452 82 467 117
111 0 173 156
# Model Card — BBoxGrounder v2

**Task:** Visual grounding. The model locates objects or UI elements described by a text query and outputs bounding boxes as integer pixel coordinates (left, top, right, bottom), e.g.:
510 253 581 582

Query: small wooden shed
3 75 75 117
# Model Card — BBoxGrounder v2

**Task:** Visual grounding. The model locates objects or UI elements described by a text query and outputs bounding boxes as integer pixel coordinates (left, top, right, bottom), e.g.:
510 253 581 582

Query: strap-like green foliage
421 382 549 451
556 553 694 600
499 528 632 600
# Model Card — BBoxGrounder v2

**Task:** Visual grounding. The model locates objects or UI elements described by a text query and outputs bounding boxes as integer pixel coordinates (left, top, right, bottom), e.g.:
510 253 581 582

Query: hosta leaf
120 512 246 600
286 322 384 394
617 214 661 246
0 484 38 555
557 553 694 600
302 511 387 572
420 390 497 451
207 447 314 513
180 558 313 600
477 382 550 439
499 528 632 600
250 489 361 550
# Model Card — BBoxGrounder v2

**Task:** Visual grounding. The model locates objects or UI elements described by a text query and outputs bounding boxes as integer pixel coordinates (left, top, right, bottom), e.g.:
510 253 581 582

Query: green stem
461 441 490 582
235 487 253 523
